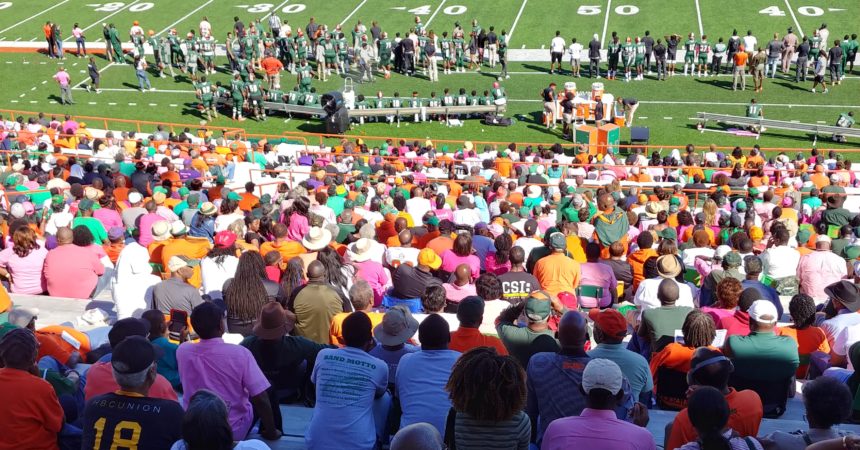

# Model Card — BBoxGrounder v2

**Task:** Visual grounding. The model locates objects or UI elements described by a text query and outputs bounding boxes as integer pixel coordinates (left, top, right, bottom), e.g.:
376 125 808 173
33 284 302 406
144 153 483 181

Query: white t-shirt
761 245 800 279
385 246 421 267
633 277 698 319
569 43 583 60
742 36 757 52
513 237 543 262
406 197 432 225
200 255 239 300
551 36 566 53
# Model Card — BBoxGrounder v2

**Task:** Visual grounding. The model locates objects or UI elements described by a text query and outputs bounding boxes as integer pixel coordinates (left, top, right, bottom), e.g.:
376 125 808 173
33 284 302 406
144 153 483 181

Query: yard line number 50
577 5 640 15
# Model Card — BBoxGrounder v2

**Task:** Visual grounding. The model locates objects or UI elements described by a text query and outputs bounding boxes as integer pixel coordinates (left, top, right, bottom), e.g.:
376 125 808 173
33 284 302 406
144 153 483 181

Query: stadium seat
655 366 689 411
729 374 792 418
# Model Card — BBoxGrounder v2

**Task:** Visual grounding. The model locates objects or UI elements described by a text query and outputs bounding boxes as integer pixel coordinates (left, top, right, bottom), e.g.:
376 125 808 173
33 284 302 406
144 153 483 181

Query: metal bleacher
693 112 860 144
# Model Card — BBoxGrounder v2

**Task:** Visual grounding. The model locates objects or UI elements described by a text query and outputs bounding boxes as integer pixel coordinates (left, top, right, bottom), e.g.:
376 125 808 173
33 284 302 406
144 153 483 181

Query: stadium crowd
1 111 860 449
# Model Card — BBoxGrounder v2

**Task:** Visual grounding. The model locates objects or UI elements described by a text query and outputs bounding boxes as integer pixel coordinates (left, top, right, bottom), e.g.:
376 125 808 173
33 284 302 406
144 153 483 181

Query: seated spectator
701 277 743 328
650 309 718 408
390 423 444 450
160 220 211 288
152 256 204 315
761 227 800 296
485 232 513 276
639 278 694 353
588 308 653 403
170 389 270 450
721 287 763 337
141 310 184 389
777 294 830 379
498 246 540 305
496 291 563 367
443 264 477 303
526 311 592 445
628 231 657 292
440 233 480 279
330 280 385 346
725 300 799 383
541 358 654 450
44 227 105 298
820 281 860 368
476 273 508 336
578 242 618 308
389 248 443 300
293 260 345 344
176 302 280 441
665 347 763 450
601 241 634 303
306 312 388 450
533 232 582 301
448 296 508 355
384 229 420 268
199 231 240 301
396 314 460 435
444 347 531 449
85 317 178 401
0 328 64 449
676 386 764 450
0 226 47 294
223 251 287 336
634 255 697 316
370 305 419 389
761 376 852 449
741 255 784 319
699 250 744 307
798 235 849 300
82 336 184 449
350 237 390 305
113 243 161 320
413 285 459 337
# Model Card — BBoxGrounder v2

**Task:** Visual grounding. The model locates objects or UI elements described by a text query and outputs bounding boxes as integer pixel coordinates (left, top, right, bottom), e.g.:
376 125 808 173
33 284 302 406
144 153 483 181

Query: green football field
0 0 858 151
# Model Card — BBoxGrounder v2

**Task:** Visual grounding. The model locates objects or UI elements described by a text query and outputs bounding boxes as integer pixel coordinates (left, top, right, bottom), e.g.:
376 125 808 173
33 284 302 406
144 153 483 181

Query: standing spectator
588 33 601 78
496 291 562 367
549 31 565 74
588 308 653 402
396 314 460 435
541 359 654 450
796 36 810 82
44 227 104 298
44 21 56 58
449 296 508 355
676 387 764 450
797 235 848 299
81 336 184 449
306 312 388 450
0 226 48 294
732 45 748 90
73 23 86 57
445 347 531 449
177 302 281 441
292 261 344 344
53 67 73 105
134 56 153 92
765 33 782 78
0 328 64 448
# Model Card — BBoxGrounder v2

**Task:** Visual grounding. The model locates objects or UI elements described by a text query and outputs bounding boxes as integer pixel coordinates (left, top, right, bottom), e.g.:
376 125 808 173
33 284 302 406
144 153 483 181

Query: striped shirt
452 410 531 450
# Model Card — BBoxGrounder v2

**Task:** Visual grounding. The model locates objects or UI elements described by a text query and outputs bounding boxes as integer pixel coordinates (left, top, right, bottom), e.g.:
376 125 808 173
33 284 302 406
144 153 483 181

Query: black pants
711 56 723 74
796 57 807 81
47 37 55 58
589 57 599 77
655 57 666 79
644 51 652 71
403 52 414 74
608 56 618 72
728 51 737 71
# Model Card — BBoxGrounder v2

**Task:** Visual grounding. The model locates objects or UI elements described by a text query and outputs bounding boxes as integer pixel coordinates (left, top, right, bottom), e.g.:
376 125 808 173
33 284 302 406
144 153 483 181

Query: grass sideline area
0 0 857 151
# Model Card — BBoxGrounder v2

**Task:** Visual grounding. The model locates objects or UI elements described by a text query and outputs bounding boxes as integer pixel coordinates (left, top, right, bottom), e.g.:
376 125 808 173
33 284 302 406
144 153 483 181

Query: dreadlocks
223 251 269 322
682 310 716 348
445 347 526 422
789 294 817 329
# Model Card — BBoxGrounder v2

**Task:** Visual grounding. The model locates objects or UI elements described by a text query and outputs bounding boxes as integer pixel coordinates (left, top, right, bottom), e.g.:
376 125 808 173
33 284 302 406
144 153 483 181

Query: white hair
390 423 444 450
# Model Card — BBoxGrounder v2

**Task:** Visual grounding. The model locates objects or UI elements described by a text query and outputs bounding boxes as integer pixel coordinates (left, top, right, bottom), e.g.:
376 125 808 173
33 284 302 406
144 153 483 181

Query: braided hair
682 310 717 348
789 294 817 329
445 347 526 422
223 251 268 322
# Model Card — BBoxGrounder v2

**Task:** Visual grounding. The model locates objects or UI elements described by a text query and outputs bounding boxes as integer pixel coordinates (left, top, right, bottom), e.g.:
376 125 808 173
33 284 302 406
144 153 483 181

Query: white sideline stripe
68 0 141 41
694 0 704 36
784 0 805 38
339 0 368 27
425 0 447 27
157 0 216 37
600 0 612 46
0 0 71 35
506 0 529 44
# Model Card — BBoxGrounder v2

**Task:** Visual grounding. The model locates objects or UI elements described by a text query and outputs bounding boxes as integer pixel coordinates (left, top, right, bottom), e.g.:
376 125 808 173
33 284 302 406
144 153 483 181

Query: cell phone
168 309 187 334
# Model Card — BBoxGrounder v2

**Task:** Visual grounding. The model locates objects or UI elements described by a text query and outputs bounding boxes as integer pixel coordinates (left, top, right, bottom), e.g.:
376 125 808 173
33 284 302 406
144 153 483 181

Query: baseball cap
425 216 440 226
7 306 39 328
78 198 95 212
128 192 143 204
178 186 190 196
111 335 162 375
108 227 125 241
582 358 623 395
167 255 200 272
714 245 732 259
456 296 485 324
107 317 148 347
525 291 553 321
816 234 832 244
418 248 442 270
588 308 627 338
723 251 742 267
214 230 237 248
549 232 566 250
658 227 677 241
748 300 778 324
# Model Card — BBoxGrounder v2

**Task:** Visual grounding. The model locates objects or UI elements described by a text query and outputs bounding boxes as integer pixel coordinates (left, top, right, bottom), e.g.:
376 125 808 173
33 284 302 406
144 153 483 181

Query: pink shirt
176 338 271 440
92 208 123 231
53 71 70 87
0 245 48 294
286 213 309 242
485 252 512 275
579 262 617 308
353 260 389 305
701 306 737 328
136 212 163 246
797 250 848 299
44 245 104 298
440 250 480 279
443 282 477 303
542 408 656 450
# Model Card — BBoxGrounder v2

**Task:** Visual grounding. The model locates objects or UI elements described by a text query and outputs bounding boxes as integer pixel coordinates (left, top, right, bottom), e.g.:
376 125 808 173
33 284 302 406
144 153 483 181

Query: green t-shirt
726 331 799 381
73 216 108 244
642 305 693 352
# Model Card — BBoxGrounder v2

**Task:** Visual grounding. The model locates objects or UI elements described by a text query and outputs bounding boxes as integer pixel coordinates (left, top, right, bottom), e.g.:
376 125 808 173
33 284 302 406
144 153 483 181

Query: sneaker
823 89 828 93
150 87 156 91
811 88 816 93
96 89 102 94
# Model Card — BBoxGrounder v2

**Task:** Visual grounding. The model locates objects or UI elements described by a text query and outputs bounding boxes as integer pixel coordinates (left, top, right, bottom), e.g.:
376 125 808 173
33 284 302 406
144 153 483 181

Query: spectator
724 300 799 388
820 281 860 368
223 251 285 335
475 272 508 336
533 232 581 301
444 347 531 449
761 376 852 448
440 233 480 279
628 231 657 292
602 241 634 302
292 260 345 344
665 347 763 450
701 277 743 328
496 291 563 367
448 296 508 355
676 386 764 450
0 226 47 294
390 423 444 450
142 310 184 389
350 237 390 305
639 278 694 353
200 231 240 301
369 305 419 388
761 227 800 295
329 280 385 346
541 358 654 450
396 314 460 435
44 226 105 298
306 312 388 450
720 287 762 337
777 294 830 378
649 310 717 410
82 336 184 449
498 246 540 305
578 242 618 308
413 284 459 336
152 256 204 315
634 255 697 317
797 235 849 300
0 328 64 449
443 264 477 303
741 255 784 319
113 245 161 320
588 308 653 402
170 389 270 450
176 302 280 441
160 220 211 288
699 250 744 307
389 248 443 300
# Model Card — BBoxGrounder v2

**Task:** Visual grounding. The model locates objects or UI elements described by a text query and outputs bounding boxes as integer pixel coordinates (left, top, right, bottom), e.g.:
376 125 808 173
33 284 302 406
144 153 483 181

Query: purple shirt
579 262 617 308
176 338 270 440
353 260 389 306
541 408 656 450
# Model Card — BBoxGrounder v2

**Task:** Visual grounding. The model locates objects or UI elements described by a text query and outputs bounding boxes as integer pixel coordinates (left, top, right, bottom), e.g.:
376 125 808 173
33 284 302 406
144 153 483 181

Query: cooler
574 125 599 154
591 82 604 99
598 123 621 155
564 82 577 96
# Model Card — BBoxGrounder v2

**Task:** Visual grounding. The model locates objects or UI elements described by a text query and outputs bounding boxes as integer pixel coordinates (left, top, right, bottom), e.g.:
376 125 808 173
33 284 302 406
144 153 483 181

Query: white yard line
264 0 292 20
339 0 368 27
784 0 805 38
157 0 216 36
694 0 704 36
68 0 141 41
0 0 71 35
506 0 529 44
425 0 447 27
600 0 612 46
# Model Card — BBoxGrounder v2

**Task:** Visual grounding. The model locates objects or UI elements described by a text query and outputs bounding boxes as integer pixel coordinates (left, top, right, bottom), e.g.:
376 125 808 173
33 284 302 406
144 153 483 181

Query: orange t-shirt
533 252 582 299
260 240 306 262
628 248 658 291
148 240 171 266
113 187 130 204
238 192 260 212
36 326 92 366
84 362 179 402
666 387 763 450
450 327 509 355
426 235 454 258
161 237 212 288
415 230 440 249
330 311 384 346
733 52 749 66
777 326 830 378
0 367 64 450
43 25 52 39
261 57 284 75
386 235 402 248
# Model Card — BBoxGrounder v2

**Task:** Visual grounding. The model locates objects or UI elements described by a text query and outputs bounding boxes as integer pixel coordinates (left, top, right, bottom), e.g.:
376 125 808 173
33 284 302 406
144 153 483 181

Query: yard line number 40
759 5 825 16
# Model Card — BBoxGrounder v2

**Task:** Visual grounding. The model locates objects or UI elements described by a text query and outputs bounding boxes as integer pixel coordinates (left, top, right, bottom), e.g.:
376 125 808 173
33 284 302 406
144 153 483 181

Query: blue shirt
307 347 388 450
741 280 784 319
471 234 495 270
395 349 461 435
152 336 181 389
368 343 419 387
588 342 653 397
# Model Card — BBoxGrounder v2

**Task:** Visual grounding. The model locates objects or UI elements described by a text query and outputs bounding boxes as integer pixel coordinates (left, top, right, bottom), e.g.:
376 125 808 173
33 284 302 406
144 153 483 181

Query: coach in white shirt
550 31 566 74
568 38 584 76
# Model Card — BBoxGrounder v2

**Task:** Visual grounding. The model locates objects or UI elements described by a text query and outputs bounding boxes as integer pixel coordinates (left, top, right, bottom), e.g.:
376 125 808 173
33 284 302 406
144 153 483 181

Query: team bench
692 112 860 144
